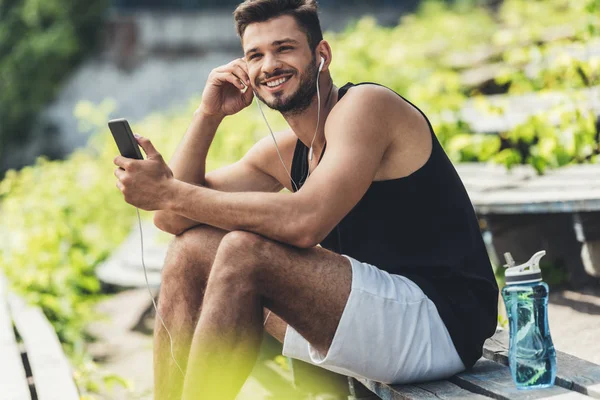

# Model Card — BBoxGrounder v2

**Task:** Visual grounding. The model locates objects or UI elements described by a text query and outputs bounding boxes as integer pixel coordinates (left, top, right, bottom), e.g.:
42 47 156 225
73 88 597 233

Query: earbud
308 56 326 163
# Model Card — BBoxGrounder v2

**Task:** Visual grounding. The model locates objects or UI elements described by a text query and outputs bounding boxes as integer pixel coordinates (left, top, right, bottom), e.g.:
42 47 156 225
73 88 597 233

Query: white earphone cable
307 70 321 179
255 98 300 192
255 58 323 189
139 206 274 381
137 207 186 379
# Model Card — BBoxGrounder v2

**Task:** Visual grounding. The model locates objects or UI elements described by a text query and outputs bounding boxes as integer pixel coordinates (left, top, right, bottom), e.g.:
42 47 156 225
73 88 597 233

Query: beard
254 55 318 116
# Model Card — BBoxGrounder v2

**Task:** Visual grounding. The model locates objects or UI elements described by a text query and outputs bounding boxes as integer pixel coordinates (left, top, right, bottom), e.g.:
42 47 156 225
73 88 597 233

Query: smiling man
113 1 499 399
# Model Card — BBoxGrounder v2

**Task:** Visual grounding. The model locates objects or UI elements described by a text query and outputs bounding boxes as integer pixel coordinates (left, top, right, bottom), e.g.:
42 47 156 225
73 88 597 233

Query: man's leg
153 225 289 400
153 225 226 400
182 230 352 400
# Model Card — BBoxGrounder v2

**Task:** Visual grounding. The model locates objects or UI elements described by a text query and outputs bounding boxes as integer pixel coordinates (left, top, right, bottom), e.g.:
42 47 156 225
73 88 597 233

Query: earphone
259 56 326 328
137 208 186 379
308 56 325 163
256 55 326 191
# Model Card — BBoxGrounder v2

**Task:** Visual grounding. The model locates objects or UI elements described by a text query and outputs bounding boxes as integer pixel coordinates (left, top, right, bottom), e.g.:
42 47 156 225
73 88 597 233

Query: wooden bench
455 163 600 287
342 328 600 399
0 274 79 400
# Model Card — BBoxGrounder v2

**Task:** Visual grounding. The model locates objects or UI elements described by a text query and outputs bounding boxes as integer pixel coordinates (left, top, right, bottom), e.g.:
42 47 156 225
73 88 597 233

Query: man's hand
196 58 254 119
113 134 175 211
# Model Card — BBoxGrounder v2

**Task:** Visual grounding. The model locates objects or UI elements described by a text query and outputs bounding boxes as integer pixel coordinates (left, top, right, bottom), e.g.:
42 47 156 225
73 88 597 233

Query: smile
263 74 293 90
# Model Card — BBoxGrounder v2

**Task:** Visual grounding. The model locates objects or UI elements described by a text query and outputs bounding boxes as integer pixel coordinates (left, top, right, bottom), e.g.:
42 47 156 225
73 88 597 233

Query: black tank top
290 82 499 369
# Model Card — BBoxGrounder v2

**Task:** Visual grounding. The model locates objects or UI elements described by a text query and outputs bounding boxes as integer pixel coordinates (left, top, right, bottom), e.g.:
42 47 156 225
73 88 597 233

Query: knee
209 231 267 288
159 226 228 307
216 230 266 266
162 225 225 281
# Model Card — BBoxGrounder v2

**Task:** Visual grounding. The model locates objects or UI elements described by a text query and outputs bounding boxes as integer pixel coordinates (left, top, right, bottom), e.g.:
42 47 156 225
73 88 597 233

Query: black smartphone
108 118 144 160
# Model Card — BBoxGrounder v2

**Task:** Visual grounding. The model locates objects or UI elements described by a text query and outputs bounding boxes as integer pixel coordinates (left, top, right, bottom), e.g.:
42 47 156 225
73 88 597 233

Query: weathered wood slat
96 220 166 288
450 359 592 399
357 377 491 399
473 195 600 213
458 86 600 133
0 274 31 400
349 328 600 400
455 163 600 214
8 294 79 400
484 329 600 399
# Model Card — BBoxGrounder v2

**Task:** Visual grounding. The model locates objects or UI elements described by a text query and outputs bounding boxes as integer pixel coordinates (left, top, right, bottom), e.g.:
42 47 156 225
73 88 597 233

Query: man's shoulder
331 82 419 125
327 82 423 141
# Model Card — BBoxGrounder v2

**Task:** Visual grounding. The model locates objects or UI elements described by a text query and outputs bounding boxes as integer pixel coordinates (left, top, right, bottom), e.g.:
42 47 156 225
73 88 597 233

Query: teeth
266 76 289 87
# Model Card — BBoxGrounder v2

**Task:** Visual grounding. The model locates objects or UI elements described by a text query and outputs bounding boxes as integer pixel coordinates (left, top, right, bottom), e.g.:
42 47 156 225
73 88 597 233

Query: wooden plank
470 197 600 214
450 359 592 399
454 163 600 214
458 86 600 133
357 377 490 399
8 294 79 400
96 220 166 288
484 329 600 398
0 274 31 400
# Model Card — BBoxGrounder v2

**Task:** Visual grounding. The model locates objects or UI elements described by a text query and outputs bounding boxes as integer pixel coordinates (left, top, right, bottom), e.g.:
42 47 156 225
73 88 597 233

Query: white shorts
282 254 466 384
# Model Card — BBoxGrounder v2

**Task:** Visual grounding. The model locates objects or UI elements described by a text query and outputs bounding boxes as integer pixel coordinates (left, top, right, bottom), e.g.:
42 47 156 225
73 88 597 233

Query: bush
0 0 107 169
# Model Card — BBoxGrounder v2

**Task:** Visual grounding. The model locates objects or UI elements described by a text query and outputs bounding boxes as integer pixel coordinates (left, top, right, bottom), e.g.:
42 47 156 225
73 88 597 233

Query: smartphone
108 118 144 160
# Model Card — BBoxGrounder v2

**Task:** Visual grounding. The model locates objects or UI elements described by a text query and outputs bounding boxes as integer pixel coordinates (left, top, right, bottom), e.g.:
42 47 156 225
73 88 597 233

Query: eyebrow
245 38 300 56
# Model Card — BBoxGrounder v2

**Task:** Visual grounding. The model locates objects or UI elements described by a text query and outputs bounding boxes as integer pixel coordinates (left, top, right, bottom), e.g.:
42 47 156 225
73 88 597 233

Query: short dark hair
234 0 324 52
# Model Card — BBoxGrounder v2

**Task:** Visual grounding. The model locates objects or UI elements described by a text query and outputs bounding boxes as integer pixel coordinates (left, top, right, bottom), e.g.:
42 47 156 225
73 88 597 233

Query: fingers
214 71 247 91
134 134 161 159
114 166 125 179
231 63 251 87
113 155 133 169
114 167 126 192
214 58 251 91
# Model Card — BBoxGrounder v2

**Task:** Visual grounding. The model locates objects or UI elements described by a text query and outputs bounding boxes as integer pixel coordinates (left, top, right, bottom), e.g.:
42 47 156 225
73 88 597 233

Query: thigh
220 232 352 354
164 226 291 342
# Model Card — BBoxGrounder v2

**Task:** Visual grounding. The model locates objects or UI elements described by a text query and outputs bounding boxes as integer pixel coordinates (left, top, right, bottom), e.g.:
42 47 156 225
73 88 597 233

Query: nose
261 53 282 76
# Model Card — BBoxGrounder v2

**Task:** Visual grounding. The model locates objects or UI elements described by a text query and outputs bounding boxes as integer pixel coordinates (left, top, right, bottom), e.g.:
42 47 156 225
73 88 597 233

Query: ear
315 40 332 73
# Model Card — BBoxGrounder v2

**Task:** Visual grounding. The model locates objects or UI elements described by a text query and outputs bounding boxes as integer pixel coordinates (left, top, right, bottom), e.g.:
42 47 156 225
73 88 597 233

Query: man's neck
283 75 338 157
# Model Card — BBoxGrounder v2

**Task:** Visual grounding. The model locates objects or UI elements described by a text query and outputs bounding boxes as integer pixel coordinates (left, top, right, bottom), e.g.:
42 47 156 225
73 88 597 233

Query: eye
248 53 262 61
278 46 293 52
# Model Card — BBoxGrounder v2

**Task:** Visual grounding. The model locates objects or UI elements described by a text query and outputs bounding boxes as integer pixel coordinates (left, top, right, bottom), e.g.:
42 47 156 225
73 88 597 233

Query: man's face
242 15 318 115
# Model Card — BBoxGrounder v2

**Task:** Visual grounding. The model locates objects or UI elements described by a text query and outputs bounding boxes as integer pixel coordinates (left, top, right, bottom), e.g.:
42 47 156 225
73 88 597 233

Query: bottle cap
503 250 545 284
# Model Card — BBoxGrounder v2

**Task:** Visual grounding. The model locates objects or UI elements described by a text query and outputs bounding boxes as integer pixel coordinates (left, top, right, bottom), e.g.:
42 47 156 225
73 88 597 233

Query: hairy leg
153 225 225 400
182 231 352 400
153 226 288 400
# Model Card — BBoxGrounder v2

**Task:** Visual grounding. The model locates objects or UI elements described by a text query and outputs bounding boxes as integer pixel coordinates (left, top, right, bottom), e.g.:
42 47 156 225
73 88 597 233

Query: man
113 1 499 399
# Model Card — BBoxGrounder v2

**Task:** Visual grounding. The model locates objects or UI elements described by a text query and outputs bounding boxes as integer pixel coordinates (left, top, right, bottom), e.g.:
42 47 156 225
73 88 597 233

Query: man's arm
153 116 293 235
152 112 220 235
153 57 287 236
163 85 400 247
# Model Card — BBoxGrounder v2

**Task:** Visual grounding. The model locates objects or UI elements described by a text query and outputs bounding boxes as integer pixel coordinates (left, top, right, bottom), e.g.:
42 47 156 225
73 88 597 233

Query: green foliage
327 0 600 173
0 0 107 162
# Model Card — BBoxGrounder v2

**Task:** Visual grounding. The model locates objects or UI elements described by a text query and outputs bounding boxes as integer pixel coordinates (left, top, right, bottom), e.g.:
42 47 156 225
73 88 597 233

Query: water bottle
501 250 557 389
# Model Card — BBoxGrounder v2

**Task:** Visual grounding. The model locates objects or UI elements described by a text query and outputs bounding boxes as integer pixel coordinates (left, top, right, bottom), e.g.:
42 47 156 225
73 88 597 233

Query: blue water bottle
501 250 556 389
